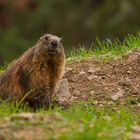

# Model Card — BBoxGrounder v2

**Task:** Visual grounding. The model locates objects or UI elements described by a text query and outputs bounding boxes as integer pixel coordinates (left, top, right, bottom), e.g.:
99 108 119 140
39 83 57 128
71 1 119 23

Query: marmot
0 34 65 109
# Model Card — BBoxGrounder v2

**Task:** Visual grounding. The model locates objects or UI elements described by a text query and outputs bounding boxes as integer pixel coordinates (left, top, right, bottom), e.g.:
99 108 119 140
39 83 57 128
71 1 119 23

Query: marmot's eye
45 36 49 41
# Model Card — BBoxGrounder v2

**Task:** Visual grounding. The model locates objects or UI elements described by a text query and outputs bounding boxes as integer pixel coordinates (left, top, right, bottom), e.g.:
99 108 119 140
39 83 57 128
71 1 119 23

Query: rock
87 75 100 81
111 88 123 101
73 90 81 97
125 53 139 65
129 133 140 140
9 113 48 121
56 79 71 103
90 90 95 95
66 67 73 72
108 101 113 105
93 100 98 105
99 104 103 107
79 71 86 75
132 125 140 133
129 125 140 140
88 65 100 74
87 75 95 80
69 96 78 102
7 112 63 123
127 70 131 74
0 129 13 140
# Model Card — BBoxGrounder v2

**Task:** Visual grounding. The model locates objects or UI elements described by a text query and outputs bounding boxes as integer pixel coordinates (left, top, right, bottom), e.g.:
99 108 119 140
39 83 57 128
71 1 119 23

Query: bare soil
65 48 140 108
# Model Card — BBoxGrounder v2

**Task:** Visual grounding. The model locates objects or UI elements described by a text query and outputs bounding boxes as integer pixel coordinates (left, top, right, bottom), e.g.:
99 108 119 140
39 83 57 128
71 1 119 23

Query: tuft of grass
67 32 140 61
0 63 8 74
0 100 140 140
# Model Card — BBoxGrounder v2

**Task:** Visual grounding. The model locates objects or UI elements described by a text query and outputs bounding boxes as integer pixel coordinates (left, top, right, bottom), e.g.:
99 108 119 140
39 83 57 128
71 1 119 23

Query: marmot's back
0 34 65 108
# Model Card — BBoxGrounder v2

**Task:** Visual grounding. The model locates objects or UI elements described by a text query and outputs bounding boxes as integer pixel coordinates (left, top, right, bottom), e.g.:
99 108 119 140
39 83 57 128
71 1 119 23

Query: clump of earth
64 48 140 108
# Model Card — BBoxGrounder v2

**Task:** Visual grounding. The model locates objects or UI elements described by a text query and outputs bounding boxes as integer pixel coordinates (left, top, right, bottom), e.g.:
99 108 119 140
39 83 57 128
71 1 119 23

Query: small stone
99 104 103 107
9 113 47 121
127 70 131 74
111 88 123 101
88 65 100 74
0 129 13 140
66 67 73 72
69 96 78 102
125 53 139 64
90 90 95 95
93 101 98 105
87 75 94 80
73 90 81 96
129 133 140 140
108 101 113 105
105 87 108 90
132 125 140 133
79 71 86 75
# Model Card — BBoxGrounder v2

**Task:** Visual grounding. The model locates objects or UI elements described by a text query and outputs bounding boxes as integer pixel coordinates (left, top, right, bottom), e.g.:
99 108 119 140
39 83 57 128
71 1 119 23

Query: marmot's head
35 34 64 57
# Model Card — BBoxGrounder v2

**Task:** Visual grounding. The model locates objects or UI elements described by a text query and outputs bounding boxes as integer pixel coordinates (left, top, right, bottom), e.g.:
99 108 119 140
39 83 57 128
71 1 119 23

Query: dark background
0 0 140 64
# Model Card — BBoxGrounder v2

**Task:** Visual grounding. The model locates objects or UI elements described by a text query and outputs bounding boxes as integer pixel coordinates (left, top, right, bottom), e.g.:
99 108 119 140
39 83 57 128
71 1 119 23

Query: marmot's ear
40 34 49 41
60 38 62 43
39 34 47 41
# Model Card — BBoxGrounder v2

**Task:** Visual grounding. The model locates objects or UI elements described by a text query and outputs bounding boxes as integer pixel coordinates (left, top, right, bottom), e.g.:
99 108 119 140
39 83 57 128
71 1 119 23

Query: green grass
54 103 139 140
67 32 140 61
0 100 139 140
0 32 140 139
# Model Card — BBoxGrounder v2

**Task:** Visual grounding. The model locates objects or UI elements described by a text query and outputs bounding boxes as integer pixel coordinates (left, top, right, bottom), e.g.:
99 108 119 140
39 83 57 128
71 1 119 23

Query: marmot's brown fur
0 34 65 109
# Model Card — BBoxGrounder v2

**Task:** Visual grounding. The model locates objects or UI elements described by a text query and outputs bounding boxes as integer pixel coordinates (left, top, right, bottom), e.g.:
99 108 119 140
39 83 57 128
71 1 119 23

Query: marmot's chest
31 64 53 86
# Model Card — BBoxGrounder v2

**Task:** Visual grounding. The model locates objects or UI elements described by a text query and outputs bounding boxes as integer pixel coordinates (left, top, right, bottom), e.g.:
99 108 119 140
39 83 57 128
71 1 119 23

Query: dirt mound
65 48 140 107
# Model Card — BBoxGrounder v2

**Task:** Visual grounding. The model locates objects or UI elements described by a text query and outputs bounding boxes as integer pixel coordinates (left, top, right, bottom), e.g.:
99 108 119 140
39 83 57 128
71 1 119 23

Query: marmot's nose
51 39 58 47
